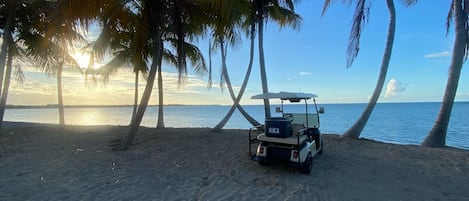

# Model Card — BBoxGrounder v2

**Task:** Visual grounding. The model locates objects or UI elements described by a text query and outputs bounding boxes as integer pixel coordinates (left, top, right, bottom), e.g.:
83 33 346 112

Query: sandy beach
0 122 468 201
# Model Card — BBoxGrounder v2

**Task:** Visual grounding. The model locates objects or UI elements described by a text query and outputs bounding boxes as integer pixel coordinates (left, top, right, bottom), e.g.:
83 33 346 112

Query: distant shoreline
5 104 224 109
5 101 469 109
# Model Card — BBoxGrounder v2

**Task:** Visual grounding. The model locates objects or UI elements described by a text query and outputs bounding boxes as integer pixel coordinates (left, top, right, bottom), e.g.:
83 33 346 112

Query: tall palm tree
154 0 209 129
422 0 467 147
20 0 85 127
89 1 151 124
0 1 18 129
254 0 301 118
94 0 209 149
322 0 416 139
0 0 81 127
0 39 15 124
60 0 207 149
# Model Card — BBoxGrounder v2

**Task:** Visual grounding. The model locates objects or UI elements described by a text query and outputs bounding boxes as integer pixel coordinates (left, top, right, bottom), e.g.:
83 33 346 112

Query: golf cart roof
251 92 318 101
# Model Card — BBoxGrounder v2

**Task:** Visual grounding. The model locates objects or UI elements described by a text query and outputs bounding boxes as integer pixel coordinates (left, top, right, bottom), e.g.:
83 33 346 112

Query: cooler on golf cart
249 92 324 174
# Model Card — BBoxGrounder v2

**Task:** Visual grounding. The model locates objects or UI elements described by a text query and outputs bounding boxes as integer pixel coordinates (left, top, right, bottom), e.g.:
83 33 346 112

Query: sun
72 51 100 69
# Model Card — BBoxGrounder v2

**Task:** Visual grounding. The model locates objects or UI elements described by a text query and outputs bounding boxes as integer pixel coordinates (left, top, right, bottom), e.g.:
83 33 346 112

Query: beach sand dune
1 122 468 201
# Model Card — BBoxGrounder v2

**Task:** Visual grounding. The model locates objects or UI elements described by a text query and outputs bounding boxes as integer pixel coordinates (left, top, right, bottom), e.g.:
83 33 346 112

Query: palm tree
0 1 82 128
19 1 85 127
0 39 15 125
206 0 261 132
209 0 301 131
322 0 416 139
253 0 301 118
98 0 209 149
151 0 211 129
89 1 151 124
60 0 207 149
422 0 467 147
22 32 84 128
0 1 18 129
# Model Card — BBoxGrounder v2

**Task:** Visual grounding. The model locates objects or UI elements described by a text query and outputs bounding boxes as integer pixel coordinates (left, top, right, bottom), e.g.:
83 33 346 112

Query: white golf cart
249 92 324 174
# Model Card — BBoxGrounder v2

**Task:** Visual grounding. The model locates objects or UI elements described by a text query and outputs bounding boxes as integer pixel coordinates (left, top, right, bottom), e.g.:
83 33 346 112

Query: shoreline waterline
3 102 469 149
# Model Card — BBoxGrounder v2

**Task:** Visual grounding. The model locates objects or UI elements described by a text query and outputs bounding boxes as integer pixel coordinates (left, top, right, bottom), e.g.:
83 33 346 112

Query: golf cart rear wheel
300 153 312 174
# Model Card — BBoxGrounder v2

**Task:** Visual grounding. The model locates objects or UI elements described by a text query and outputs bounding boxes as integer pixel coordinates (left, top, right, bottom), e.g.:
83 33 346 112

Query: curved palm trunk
131 71 139 124
116 32 162 150
0 9 15 127
57 62 65 127
422 0 465 147
0 49 13 126
257 7 271 118
233 22 260 126
342 0 395 139
156 47 165 129
211 37 259 132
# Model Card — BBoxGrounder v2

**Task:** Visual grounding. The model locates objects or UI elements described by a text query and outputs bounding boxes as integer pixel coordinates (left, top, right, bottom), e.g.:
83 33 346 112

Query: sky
6 1 469 106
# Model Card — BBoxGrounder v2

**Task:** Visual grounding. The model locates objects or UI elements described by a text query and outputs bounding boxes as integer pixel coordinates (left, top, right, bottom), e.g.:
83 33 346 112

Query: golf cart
249 92 324 174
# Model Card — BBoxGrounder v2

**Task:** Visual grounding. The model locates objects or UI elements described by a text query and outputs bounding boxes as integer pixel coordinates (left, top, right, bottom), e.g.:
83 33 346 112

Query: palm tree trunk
422 0 465 147
258 13 271 118
156 47 165 129
131 71 139 124
0 7 15 115
57 62 65 127
212 24 260 132
342 0 396 139
257 4 271 118
0 49 13 127
118 31 162 150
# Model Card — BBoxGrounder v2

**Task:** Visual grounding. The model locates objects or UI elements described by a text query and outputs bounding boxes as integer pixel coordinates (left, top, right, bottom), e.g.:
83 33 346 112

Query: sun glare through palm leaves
72 50 101 70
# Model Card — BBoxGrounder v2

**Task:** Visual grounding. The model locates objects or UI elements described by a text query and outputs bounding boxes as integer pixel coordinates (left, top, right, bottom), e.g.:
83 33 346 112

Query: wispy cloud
299 72 312 76
424 51 450 58
385 78 407 98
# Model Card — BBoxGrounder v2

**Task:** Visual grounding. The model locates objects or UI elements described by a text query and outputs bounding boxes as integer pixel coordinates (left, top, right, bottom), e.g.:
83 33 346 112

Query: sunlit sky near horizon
5 1 469 106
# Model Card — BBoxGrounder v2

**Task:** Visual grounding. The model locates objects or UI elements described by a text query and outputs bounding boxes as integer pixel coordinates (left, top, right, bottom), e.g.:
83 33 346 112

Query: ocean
4 102 469 149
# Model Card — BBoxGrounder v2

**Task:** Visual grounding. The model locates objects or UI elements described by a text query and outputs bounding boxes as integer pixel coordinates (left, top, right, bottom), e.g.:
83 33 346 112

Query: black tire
300 153 312 174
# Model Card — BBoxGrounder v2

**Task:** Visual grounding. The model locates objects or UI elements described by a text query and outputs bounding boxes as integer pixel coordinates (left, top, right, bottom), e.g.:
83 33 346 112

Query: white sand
1 122 468 201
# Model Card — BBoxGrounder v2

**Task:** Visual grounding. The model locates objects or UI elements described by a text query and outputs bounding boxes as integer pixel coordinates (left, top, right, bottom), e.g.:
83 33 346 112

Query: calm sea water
4 102 469 149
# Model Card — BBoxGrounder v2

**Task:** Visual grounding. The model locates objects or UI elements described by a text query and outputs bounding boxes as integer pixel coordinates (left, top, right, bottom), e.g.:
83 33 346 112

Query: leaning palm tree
206 0 261 132
422 0 467 147
209 0 301 131
322 0 416 139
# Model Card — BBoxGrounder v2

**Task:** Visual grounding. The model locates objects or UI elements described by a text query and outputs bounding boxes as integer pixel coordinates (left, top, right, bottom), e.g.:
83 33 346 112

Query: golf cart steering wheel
284 113 294 122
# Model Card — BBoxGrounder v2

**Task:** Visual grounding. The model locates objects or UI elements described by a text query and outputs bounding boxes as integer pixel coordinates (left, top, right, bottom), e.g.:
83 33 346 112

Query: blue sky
7 0 469 105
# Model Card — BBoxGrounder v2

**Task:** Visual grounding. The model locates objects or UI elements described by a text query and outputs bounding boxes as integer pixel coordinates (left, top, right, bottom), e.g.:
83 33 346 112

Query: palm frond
447 0 455 35
207 40 213 89
346 0 369 68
